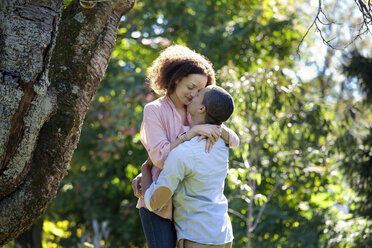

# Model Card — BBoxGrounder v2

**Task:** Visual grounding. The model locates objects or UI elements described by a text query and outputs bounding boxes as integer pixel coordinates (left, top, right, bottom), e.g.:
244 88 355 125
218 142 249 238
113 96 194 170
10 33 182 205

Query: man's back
146 136 233 245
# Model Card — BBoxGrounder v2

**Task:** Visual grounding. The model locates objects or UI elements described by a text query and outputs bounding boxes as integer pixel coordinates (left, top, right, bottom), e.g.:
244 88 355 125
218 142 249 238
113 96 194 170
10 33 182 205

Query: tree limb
249 178 281 232
297 0 372 53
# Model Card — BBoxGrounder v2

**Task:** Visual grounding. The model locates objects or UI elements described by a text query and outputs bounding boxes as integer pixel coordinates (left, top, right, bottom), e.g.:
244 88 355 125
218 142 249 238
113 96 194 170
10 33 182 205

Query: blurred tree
45 0 371 247
47 0 305 246
0 0 134 245
221 62 338 247
343 50 372 102
333 50 372 246
299 0 371 51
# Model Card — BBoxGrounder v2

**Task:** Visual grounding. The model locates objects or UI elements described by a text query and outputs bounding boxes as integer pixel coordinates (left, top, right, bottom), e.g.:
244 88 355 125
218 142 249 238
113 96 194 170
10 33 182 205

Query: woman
132 45 239 248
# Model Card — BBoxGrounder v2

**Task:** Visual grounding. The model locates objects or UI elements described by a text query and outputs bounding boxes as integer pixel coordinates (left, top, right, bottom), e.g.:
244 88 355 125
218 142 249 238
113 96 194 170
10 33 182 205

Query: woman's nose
191 90 198 97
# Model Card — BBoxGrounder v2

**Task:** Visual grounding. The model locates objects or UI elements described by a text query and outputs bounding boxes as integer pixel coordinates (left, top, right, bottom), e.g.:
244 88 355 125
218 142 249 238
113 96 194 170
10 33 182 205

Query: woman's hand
190 124 222 152
191 124 222 142
198 137 215 153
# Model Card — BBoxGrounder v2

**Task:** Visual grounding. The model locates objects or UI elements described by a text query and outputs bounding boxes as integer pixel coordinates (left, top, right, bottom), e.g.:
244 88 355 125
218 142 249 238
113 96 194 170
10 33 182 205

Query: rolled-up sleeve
144 148 188 211
225 125 240 148
140 104 171 169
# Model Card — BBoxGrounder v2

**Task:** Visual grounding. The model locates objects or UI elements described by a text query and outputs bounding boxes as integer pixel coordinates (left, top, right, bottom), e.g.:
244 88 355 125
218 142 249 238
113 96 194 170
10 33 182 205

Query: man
142 85 235 248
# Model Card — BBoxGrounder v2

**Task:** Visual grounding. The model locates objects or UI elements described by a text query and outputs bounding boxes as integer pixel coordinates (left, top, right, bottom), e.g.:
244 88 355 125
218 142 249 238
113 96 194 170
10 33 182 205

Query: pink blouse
137 95 239 219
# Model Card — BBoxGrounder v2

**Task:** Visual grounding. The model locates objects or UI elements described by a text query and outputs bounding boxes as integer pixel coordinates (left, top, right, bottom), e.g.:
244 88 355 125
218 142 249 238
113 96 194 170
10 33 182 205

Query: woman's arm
169 135 185 151
220 123 240 148
142 103 208 167
184 124 222 143
178 124 239 152
140 105 175 169
179 124 222 152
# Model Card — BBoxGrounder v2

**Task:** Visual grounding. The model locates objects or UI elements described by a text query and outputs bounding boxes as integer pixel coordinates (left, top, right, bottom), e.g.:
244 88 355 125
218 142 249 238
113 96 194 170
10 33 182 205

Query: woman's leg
139 207 177 248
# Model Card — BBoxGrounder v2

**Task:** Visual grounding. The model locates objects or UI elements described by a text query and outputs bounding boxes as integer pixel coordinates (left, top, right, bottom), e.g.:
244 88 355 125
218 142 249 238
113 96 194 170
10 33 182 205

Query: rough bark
0 0 134 245
14 218 43 248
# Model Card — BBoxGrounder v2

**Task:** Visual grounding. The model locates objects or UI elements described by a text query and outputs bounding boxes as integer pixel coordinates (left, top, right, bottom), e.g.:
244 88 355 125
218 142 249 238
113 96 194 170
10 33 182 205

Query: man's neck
190 115 206 127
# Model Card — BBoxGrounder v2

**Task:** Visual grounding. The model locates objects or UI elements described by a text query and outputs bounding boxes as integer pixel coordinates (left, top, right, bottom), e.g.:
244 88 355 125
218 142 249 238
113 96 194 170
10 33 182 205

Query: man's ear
198 105 207 114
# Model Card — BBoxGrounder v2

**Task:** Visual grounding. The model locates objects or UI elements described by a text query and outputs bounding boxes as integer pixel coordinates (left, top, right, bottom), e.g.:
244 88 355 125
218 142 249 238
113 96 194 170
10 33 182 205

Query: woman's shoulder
144 96 169 111
143 96 172 117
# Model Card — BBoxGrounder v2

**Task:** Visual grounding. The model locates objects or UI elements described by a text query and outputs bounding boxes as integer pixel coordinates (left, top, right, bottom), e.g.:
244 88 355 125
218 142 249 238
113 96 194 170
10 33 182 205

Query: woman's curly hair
147 45 216 95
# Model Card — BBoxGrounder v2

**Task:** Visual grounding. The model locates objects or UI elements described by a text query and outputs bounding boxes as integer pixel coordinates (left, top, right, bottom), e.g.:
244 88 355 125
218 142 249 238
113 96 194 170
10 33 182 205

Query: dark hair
202 86 234 125
147 45 216 95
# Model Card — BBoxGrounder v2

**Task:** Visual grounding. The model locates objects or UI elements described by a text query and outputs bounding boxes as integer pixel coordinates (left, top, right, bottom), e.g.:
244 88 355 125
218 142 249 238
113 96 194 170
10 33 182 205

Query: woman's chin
184 99 192 105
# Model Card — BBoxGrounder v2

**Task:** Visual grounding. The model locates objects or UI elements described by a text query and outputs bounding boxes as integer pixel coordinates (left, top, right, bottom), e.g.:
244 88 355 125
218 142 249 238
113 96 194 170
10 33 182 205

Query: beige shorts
177 239 232 248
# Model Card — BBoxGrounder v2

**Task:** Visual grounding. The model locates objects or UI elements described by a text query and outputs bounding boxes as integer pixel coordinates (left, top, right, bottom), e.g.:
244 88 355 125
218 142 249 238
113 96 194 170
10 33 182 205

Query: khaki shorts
177 239 232 248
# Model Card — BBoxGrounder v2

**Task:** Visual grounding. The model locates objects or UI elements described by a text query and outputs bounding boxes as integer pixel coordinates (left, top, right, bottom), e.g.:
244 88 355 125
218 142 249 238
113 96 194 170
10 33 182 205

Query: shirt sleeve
223 124 240 148
144 147 190 211
140 104 171 169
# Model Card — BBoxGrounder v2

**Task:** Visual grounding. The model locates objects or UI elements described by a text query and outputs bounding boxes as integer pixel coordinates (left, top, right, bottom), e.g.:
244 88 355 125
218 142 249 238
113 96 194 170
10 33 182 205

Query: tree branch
298 0 372 53
249 178 281 232
228 208 248 222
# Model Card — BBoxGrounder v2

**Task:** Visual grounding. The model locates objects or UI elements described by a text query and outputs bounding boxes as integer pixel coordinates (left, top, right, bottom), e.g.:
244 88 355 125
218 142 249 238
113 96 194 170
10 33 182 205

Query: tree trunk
0 0 134 245
246 179 255 248
14 218 43 248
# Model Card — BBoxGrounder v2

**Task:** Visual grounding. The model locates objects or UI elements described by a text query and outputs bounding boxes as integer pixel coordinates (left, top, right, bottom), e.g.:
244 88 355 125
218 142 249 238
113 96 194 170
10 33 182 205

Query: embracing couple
132 45 238 248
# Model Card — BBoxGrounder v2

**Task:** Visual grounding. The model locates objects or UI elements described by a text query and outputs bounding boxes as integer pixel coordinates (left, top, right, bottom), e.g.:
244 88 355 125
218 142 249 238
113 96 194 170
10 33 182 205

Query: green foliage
220 63 340 247
342 50 372 102
43 0 371 247
338 51 372 222
119 0 300 70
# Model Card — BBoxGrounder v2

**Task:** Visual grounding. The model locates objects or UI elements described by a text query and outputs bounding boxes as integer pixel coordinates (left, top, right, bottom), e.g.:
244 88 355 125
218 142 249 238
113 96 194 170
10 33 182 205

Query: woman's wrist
179 132 188 142
178 129 194 143
187 127 197 139
186 130 194 140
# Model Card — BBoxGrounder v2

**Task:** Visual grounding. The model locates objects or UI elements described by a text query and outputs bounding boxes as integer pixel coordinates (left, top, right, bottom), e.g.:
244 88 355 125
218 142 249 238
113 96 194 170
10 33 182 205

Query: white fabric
144 137 233 245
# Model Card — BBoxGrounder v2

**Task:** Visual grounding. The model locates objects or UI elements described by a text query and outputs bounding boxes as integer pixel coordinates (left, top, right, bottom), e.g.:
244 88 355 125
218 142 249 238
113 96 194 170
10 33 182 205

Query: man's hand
132 158 153 198
141 159 153 196
132 173 143 198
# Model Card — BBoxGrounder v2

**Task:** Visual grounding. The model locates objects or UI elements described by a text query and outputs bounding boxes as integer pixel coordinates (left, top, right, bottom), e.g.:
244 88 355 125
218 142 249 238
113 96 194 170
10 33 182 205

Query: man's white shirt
145 137 233 245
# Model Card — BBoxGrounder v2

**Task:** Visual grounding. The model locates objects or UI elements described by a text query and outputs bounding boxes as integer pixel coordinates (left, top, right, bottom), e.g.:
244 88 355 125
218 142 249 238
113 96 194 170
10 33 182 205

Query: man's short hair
202 86 234 125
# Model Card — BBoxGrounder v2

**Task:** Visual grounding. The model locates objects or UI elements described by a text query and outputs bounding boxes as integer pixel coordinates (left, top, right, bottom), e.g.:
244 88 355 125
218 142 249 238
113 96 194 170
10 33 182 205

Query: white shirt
144 137 233 245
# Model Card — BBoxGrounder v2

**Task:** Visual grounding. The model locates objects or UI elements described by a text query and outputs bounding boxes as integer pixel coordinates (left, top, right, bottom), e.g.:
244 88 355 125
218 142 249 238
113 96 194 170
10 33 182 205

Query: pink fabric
137 95 186 219
137 95 239 219
225 125 239 148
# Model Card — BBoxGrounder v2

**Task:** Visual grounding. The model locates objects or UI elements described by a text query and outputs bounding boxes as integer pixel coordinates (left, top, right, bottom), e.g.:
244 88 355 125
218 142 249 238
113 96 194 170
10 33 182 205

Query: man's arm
144 148 189 211
141 159 153 196
131 158 153 199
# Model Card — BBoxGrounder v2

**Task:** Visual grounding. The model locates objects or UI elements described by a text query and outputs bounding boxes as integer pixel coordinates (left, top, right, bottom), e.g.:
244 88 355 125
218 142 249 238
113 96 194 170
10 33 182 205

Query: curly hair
147 45 216 95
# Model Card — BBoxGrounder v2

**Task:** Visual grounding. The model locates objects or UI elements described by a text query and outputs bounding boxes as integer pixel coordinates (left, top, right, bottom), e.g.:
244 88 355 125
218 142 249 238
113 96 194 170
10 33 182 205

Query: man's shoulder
170 137 227 159
179 137 202 151
171 141 193 156
165 140 196 165
187 137 227 151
